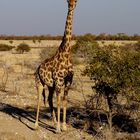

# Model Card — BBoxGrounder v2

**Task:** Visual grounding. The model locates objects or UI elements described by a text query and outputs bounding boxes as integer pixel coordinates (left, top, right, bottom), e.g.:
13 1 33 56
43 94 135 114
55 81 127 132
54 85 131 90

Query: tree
83 44 140 101
16 43 30 54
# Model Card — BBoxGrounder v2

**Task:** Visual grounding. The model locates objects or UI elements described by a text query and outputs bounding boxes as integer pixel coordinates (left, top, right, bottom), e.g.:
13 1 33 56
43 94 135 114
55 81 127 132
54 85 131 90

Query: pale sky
0 0 140 35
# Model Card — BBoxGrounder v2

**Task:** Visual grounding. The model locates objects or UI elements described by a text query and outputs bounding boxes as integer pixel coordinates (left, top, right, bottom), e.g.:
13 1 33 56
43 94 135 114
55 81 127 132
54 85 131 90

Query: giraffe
34 0 77 133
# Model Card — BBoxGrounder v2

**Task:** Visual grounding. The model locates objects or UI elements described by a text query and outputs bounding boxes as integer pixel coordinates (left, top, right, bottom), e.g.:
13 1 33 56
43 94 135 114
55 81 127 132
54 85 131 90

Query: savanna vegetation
71 34 140 139
0 33 140 41
16 43 30 54
73 35 140 101
0 44 15 51
0 34 140 139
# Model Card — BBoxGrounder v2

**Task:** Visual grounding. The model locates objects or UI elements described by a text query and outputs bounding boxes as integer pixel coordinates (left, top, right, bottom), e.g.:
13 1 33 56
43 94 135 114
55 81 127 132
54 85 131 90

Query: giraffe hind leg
62 72 73 131
48 86 57 125
35 83 44 129
42 88 46 106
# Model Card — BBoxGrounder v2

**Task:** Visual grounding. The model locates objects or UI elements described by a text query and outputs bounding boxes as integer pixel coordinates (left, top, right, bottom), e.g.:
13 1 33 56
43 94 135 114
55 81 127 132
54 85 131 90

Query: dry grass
0 40 139 140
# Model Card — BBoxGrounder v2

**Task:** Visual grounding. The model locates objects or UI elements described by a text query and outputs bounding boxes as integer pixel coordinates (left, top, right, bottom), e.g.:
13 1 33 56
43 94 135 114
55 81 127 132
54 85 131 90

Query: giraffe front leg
56 87 61 133
62 87 68 131
35 84 43 129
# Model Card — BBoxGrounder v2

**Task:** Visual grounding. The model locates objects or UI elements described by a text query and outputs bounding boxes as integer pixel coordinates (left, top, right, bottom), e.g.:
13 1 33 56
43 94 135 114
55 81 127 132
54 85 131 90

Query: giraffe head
67 0 77 10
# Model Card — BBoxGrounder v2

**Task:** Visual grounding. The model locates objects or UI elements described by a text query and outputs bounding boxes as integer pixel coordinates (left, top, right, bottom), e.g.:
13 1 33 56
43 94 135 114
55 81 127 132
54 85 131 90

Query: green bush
0 44 14 51
72 34 99 58
83 44 140 101
16 43 30 54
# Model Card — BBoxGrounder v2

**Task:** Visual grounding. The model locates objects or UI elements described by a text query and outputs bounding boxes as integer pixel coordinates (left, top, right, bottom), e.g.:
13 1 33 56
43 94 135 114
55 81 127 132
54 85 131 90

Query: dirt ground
0 40 139 140
0 75 93 140
0 46 94 140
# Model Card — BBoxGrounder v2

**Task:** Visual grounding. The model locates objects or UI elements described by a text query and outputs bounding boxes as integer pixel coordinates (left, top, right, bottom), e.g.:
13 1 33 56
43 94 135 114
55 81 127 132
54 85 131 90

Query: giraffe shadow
0 102 138 135
0 102 56 133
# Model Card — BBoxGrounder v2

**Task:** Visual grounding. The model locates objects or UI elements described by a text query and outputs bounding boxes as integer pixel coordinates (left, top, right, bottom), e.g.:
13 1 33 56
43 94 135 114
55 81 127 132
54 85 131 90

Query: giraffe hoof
56 125 61 134
62 123 67 132
56 129 61 134
35 123 39 130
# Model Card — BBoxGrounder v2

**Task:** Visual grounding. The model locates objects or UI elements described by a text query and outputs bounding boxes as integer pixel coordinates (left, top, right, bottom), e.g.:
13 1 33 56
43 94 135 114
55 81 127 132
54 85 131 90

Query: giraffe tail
42 89 46 106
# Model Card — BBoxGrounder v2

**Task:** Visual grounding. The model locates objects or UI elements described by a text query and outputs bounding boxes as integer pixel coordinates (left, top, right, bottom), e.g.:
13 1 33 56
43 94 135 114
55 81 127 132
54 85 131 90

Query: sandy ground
0 46 94 140
0 40 139 140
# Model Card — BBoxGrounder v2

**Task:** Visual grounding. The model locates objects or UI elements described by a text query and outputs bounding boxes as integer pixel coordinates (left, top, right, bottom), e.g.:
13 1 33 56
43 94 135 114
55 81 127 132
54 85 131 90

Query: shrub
77 41 140 136
83 44 140 101
16 43 30 54
9 40 13 44
72 34 99 58
0 44 14 51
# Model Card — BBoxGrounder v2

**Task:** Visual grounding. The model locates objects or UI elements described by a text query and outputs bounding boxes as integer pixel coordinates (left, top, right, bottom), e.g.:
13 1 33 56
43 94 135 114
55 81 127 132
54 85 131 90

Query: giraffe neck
59 7 75 53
